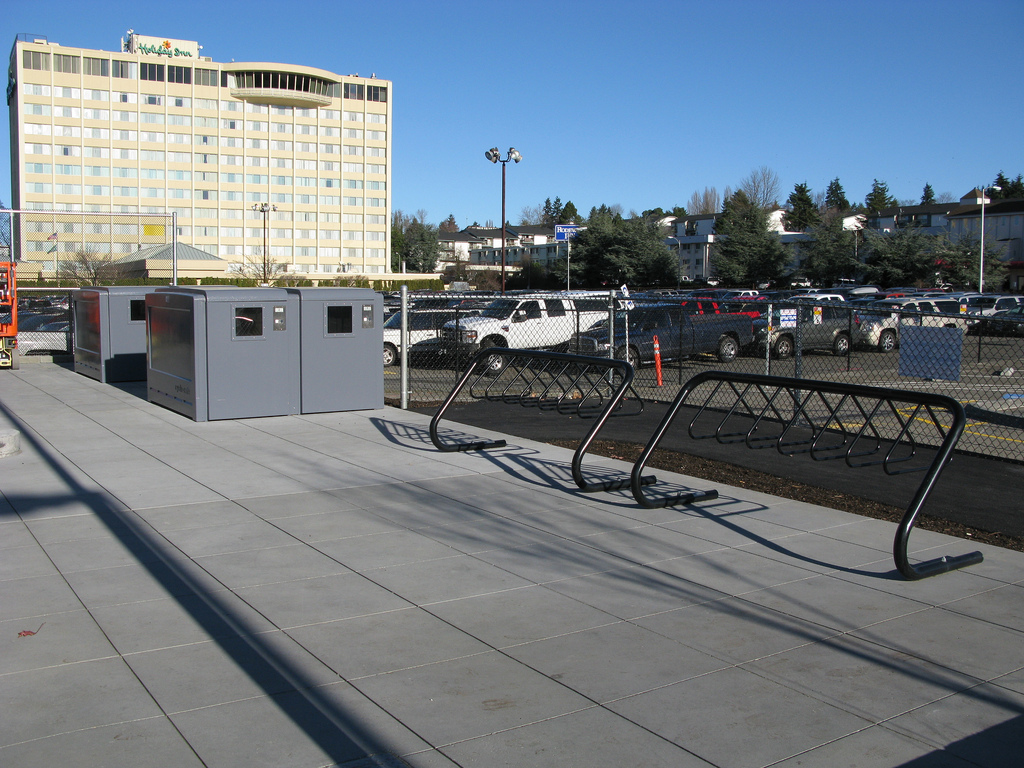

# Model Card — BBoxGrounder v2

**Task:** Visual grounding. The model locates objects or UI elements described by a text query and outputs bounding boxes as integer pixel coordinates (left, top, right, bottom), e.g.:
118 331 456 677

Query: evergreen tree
568 215 675 288
992 172 1024 199
439 213 459 233
395 218 441 273
864 179 897 213
1007 175 1024 198
825 178 850 211
559 201 580 224
801 212 859 287
862 226 935 287
711 191 790 286
782 182 819 232
932 232 1006 290
992 172 1012 198
920 183 936 205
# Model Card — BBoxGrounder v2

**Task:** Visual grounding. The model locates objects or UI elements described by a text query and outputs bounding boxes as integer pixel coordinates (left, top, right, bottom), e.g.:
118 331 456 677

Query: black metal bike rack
629 370 983 580
429 348 656 492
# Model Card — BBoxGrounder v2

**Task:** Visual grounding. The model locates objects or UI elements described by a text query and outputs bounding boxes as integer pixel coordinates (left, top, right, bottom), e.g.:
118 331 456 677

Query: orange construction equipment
0 261 18 369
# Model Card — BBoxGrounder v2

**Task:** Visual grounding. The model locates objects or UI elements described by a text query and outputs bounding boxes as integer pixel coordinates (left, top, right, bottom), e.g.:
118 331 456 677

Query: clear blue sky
4 0 1022 228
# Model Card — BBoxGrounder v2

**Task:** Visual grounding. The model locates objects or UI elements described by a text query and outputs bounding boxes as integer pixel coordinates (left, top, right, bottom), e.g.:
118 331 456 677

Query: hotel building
7 31 392 277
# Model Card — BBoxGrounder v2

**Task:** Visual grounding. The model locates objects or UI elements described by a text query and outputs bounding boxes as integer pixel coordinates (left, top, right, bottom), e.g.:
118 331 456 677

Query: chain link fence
384 291 1024 463
2 209 178 284
2 209 174 360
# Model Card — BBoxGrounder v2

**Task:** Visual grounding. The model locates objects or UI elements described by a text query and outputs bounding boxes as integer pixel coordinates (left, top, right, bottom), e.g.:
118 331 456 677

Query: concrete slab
1 363 1022 768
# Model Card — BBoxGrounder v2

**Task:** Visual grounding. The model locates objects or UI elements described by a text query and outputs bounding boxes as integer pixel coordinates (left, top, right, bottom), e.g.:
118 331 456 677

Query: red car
677 299 722 314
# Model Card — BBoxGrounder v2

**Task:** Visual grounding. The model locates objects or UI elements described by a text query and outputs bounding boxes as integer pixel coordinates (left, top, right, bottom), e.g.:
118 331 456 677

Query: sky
3 0 1022 229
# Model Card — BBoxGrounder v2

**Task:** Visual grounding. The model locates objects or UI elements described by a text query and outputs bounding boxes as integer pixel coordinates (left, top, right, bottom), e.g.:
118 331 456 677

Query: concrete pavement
1 363 1022 767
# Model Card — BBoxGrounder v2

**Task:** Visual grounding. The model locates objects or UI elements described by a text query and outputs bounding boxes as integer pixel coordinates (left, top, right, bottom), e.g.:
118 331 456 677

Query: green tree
392 216 440 273
862 226 935 287
711 190 790 286
783 182 819 232
439 213 459 233
932 232 1007 290
921 183 936 205
864 179 897 214
800 212 859 287
825 178 850 212
540 197 564 226
569 215 675 288
559 200 580 224
992 172 1024 199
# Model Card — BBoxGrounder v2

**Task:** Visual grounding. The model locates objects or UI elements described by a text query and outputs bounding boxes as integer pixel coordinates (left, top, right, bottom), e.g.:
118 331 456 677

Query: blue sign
555 225 580 241
898 325 963 382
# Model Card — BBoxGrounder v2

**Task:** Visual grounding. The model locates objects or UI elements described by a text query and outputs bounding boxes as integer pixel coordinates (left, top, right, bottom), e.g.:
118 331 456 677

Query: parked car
18 319 71 355
753 303 855 358
567 304 754 365
676 299 723 314
791 293 846 302
382 309 479 366
719 299 768 319
971 305 1024 337
962 294 1024 318
439 294 607 373
853 298 969 352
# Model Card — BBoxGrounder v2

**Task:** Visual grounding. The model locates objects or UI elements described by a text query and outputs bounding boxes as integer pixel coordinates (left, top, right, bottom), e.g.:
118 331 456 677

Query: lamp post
978 185 1000 293
484 147 522 294
251 202 276 285
667 236 684 288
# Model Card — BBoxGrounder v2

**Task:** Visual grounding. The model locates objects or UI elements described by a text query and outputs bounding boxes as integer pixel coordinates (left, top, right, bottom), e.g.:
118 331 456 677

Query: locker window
326 305 352 334
234 306 263 337
129 299 146 322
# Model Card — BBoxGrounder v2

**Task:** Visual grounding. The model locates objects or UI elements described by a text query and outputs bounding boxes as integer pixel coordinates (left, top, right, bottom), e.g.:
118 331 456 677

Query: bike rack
629 370 983 580
429 348 656 492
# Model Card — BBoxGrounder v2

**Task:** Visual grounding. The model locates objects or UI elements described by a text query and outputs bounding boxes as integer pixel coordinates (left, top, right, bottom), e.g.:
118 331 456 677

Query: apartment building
8 31 391 277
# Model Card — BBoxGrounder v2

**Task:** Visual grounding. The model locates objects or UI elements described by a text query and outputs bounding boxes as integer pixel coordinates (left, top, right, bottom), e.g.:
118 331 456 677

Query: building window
140 62 165 82
343 83 364 100
54 54 80 74
112 60 136 79
83 57 109 77
22 50 50 71
168 65 191 84
367 85 387 102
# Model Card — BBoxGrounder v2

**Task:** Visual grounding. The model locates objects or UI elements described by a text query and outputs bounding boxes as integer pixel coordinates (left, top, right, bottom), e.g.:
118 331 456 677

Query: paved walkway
1 364 1022 768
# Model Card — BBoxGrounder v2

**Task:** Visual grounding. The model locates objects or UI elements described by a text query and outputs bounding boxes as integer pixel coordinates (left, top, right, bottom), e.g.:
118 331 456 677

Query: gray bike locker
145 287 300 421
73 286 151 383
286 287 383 413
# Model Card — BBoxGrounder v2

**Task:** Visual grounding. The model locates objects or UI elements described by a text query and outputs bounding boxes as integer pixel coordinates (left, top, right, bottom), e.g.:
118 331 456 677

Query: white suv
854 298 969 352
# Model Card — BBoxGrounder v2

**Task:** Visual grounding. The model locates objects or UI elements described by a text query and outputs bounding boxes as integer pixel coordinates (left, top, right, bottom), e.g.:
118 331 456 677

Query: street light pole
252 202 276 284
484 147 522 294
979 185 1000 293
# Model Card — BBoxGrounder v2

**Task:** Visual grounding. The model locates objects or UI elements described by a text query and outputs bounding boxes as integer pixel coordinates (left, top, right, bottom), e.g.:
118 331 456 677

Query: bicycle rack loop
429 348 656 492
630 370 983 580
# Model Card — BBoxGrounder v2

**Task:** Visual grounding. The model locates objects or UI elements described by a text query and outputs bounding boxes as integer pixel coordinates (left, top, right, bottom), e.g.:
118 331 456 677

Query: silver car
853 298 969 352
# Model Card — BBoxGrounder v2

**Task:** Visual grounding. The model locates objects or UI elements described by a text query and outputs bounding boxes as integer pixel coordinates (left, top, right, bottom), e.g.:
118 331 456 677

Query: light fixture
483 147 523 294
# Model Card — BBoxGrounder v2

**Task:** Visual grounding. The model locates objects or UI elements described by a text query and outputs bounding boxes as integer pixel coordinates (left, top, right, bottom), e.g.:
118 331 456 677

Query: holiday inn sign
128 34 199 59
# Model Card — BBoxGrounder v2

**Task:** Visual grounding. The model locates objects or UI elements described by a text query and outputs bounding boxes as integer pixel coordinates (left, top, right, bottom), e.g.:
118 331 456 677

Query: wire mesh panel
387 291 1024 463
4 209 175 285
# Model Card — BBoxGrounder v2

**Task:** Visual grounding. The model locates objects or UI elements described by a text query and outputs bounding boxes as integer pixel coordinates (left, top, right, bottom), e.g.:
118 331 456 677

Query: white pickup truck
439 294 607 372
